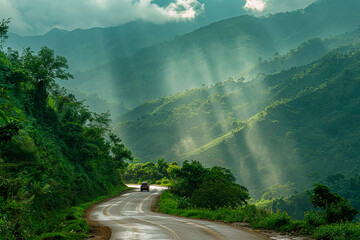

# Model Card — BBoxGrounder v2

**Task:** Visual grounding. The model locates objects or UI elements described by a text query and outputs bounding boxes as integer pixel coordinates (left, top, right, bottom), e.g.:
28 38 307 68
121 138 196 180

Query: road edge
152 192 314 240
150 193 270 240
84 188 136 240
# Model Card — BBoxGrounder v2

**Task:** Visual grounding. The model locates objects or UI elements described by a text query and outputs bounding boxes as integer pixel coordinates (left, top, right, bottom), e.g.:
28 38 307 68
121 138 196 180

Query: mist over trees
116 31 360 198
2 0 360 238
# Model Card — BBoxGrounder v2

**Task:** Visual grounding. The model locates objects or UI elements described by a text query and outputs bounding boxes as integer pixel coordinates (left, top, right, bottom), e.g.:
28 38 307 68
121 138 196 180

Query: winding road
88 185 268 240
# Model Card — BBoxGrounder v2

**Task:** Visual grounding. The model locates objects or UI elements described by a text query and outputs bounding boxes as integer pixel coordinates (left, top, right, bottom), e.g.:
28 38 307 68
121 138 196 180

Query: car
140 182 150 192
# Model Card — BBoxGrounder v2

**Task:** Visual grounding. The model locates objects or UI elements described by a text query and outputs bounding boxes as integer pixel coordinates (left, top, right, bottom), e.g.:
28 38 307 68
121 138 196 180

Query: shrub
313 222 360 240
325 200 358 224
190 179 249 210
254 211 291 230
310 184 358 224
159 191 179 214
304 210 327 229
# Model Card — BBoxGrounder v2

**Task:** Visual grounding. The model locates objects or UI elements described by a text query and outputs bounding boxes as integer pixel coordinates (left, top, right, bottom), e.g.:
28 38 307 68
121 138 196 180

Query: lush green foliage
309 184 358 224
159 190 301 232
256 172 360 222
123 158 177 185
0 25 132 238
313 223 360 240
77 0 360 106
169 160 249 210
159 184 360 239
117 36 360 197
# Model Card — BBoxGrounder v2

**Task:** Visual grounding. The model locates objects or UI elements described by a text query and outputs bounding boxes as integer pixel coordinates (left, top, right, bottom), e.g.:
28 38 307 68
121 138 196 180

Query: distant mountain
6 0 257 72
185 48 360 196
115 30 360 196
72 0 360 106
7 21 200 72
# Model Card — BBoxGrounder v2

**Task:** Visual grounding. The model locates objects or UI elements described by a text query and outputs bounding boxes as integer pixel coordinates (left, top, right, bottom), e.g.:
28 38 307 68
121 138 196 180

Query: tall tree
0 18 10 48
20 47 73 116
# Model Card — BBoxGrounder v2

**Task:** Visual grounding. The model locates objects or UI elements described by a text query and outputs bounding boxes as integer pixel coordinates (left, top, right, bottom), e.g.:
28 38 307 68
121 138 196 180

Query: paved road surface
88 185 268 240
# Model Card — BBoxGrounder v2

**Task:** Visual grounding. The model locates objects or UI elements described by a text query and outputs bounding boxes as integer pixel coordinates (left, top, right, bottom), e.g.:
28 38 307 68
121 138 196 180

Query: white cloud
244 0 266 11
2 0 204 35
244 0 316 14
163 0 204 20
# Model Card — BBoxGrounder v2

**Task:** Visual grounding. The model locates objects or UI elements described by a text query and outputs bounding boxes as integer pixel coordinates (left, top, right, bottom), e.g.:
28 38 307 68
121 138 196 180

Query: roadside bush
254 211 291 230
242 204 268 224
325 200 358 224
190 179 248 209
313 222 360 240
310 184 358 224
159 191 179 214
304 210 327 229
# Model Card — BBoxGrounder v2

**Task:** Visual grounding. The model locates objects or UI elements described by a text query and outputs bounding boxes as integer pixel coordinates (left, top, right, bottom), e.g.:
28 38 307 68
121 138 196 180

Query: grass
34 185 129 240
313 223 360 240
158 190 360 240
158 191 299 231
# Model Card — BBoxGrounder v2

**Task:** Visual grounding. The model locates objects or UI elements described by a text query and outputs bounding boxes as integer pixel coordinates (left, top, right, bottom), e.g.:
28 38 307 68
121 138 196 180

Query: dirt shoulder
84 188 136 240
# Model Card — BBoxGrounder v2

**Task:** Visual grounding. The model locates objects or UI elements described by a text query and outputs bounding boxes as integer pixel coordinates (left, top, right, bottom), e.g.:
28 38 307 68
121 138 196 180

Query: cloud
244 0 316 13
244 0 266 11
163 0 204 20
2 0 204 35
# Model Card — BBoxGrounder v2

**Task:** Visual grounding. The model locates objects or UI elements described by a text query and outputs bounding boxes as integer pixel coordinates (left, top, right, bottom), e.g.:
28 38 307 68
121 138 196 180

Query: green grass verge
34 185 129 240
158 190 301 232
158 190 360 240
313 223 360 240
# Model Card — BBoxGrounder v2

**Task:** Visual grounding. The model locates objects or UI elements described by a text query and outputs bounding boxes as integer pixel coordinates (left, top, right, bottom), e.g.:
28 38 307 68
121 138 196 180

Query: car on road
140 182 150 192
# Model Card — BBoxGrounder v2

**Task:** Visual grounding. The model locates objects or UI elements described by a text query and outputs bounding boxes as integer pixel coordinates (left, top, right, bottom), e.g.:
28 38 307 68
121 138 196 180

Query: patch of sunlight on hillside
244 126 283 187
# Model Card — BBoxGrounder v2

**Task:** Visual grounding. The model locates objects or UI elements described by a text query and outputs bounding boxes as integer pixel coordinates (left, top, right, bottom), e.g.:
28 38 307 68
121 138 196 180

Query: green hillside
116 35 360 196
0 26 132 238
186 49 360 196
115 28 360 159
75 0 360 106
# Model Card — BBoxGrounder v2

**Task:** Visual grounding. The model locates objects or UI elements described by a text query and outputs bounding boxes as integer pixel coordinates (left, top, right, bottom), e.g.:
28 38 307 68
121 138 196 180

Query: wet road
88 185 268 240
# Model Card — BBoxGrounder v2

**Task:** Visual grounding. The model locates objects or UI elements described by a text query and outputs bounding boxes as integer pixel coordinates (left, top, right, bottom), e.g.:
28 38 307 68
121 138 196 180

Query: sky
0 0 316 36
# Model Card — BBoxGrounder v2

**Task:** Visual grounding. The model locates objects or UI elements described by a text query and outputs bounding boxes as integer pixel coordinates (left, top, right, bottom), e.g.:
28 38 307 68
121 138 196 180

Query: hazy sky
0 0 316 36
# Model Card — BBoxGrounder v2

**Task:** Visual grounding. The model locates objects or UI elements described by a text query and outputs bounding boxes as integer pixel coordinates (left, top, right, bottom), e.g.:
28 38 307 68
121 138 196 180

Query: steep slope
115 34 360 196
74 0 360 105
115 29 360 162
185 49 360 196
0 46 132 237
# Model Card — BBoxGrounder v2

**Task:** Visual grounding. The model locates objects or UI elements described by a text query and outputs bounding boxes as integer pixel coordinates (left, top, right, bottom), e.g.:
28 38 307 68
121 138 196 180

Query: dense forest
2 0 360 238
116 29 360 198
61 0 360 106
0 20 132 239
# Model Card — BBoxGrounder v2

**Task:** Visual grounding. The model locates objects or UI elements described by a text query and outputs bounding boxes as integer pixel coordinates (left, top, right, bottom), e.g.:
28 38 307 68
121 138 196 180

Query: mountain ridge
72 0 360 106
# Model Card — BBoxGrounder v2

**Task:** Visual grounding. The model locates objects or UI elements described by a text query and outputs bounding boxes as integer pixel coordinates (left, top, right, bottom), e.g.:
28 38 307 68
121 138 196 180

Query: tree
0 18 10 48
0 89 24 143
190 167 249 209
156 158 169 177
310 184 358 223
171 160 208 197
20 47 73 116
109 133 133 169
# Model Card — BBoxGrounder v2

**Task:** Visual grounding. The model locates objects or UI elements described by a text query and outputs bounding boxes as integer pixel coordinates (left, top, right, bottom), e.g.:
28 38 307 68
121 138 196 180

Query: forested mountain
5 0 255 73
116 33 360 196
7 21 199 72
186 49 360 196
73 0 360 106
0 26 132 238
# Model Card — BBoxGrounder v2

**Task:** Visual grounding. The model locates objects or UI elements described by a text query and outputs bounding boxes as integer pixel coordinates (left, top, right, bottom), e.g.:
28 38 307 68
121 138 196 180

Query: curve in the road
89 185 268 240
